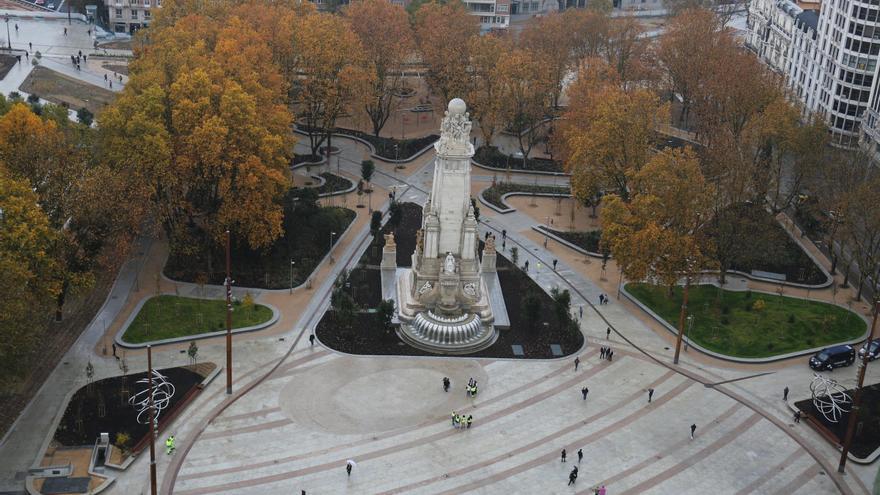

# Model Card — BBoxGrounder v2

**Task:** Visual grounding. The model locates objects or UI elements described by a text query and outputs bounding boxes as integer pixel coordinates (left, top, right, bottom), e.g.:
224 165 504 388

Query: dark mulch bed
482 182 570 210
315 172 353 195
297 123 438 160
292 154 323 166
545 228 603 254
474 146 563 173
0 54 18 80
164 196 355 289
318 202 584 358
711 203 828 285
54 365 209 448
795 382 880 458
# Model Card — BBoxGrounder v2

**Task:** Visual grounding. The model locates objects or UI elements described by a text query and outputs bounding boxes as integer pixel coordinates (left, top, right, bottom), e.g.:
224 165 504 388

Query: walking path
2 126 878 494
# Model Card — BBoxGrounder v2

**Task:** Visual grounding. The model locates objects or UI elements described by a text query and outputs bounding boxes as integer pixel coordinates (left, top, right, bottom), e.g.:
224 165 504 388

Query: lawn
20 66 116 115
626 283 866 358
123 295 273 343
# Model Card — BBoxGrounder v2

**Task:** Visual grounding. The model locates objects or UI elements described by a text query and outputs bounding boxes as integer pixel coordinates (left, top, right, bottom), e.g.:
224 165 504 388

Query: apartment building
465 0 510 30
748 0 880 148
106 0 158 33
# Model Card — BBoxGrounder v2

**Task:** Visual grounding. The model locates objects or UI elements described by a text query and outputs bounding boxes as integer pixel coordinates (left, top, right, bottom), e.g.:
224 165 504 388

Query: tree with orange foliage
345 0 414 137
496 49 554 165
520 12 576 109
292 12 370 157
467 33 510 148
414 1 480 103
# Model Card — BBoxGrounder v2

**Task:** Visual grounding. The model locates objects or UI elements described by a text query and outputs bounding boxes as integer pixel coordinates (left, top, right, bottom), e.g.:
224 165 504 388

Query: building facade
748 0 880 148
465 0 510 30
106 0 158 34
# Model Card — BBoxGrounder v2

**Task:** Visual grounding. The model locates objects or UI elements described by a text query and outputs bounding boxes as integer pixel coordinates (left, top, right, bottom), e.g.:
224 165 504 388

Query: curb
532 225 607 259
478 187 571 215
620 283 871 364
293 128 437 164
470 156 569 177
114 295 281 349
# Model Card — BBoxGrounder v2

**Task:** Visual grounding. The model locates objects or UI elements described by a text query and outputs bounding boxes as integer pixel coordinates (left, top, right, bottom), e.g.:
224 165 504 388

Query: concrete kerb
477 187 571 215
619 283 871 364
293 128 438 164
317 175 357 198
159 209 358 296
532 224 606 259
113 294 281 349
470 157 569 177
782 400 880 465
776 211 835 290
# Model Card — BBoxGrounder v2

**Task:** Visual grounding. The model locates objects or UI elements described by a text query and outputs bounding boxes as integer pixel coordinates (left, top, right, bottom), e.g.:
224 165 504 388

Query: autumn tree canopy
414 1 480 103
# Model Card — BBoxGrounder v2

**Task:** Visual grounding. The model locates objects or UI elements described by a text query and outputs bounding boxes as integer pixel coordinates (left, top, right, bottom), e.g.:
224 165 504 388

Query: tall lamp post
838 298 880 473
146 345 157 495
329 231 336 264
289 259 295 294
673 278 691 365
224 230 233 395
5 17 10 50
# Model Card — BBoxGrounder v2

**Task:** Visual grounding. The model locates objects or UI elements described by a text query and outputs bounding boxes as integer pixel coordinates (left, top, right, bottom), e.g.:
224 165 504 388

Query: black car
809 345 856 371
859 341 880 361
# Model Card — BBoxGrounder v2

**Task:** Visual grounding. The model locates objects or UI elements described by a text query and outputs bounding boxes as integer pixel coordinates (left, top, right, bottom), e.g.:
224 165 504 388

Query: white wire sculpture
810 373 852 423
128 369 176 425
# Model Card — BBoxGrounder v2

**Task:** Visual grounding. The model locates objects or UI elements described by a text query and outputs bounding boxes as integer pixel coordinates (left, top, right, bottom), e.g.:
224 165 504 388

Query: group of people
70 52 86 71
450 411 473 429
598 294 610 305
599 346 614 361
466 377 479 397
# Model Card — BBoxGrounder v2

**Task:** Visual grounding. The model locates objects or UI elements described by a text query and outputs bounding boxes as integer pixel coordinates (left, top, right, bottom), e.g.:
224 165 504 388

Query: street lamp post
838 299 880 473
673 279 691 365
146 345 157 495
289 259 295 295
685 315 694 351
5 17 10 51
224 230 233 395
329 231 336 264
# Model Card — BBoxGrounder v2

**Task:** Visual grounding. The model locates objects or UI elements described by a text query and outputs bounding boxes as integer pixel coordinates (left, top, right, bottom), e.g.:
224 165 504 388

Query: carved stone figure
445 252 456 274
463 282 476 296
384 232 396 249
416 229 424 251
485 234 496 254
418 281 433 294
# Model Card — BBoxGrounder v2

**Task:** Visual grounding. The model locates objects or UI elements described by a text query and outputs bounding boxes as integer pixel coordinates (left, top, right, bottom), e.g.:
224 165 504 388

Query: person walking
574 356 580 371
466 415 473 429
561 449 567 462
553 259 558 270
598 294 603 305
83 54 87 63
600 347 605 360
783 386 789 401
794 410 801 423
606 327 611 339
648 388 654 403
309 334 315 346
28 42 31 50
581 387 589 400
598 485 607 495
443 377 450 392
690 423 697 440
524 260 529 271
577 448 583 463
451 411 457 427
579 306 583 318
346 459 355 476
112 342 117 357
607 350 613 361
63 27 67 35
165 435 175 455
14 23 18 32
568 466 578 486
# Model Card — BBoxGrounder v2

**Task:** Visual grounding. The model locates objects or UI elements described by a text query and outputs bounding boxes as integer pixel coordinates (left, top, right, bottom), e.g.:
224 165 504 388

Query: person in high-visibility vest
165 435 175 455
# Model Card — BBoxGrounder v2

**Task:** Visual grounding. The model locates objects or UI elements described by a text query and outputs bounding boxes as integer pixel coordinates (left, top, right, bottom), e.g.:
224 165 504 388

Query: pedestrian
443 376 450 392
112 342 117 357
561 449 567 462
577 448 583 463
794 410 801 423
553 259 558 270
606 327 611 339
64 27 67 35
14 23 18 32
574 356 580 371
78 50 82 57
24 51 28 60
466 415 473 428
165 435 175 455
28 42 31 50
579 306 583 318
607 350 613 361
109 80 112 88
581 387 589 400
502 229 506 240
690 423 696 440
451 411 457 427
783 386 789 401
524 260 529 271
600 347 606 359
71 54 75 64
485 231 489 240
309 334 315 346
118 74 123 83
502 240 506 251
83 54 87 63
568 466 578 485
648 388 654 403
599 294 604 305
543 237 548 248
345 459 355 476
598 485 607 495
87 28 91 36
77 64 81 71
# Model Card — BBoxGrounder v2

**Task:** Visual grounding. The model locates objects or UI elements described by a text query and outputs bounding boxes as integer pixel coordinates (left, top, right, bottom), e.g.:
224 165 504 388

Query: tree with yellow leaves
467 33 510 148
560 63 668 203
414 1 480 103
496 49 554 166
601 148 715 363
292 12 370 157
344 0 414 137
0 165 60 375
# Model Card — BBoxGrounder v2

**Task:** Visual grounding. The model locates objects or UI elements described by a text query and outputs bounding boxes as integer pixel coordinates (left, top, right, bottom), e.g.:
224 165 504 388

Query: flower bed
482 183 570 210
474 146 563 173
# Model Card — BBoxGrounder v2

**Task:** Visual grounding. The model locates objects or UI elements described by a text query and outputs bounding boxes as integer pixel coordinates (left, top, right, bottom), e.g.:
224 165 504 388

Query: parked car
859 340 880 361
47 2 55 8
809 345 856 371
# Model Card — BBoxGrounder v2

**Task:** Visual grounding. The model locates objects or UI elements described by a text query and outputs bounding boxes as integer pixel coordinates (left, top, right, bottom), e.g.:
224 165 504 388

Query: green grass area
626 284 866 358
123 295 273 344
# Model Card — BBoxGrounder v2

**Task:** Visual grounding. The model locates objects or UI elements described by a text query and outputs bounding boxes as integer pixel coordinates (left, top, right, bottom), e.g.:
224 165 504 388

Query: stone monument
396 98 497 353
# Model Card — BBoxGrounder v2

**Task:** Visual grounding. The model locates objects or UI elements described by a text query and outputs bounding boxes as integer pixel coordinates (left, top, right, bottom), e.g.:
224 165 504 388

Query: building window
144 9 150 17
498 4 507 11
144 0 150 5
131 9 138 18
115 8 122 18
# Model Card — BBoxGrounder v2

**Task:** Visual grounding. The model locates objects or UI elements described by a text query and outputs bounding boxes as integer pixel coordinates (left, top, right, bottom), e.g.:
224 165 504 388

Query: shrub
745 290 752 299
721 316 730 325
115 432 131 452
753 299 766 311
788 314 796 324
77 107 94 126
511 246 519 265
721 306 730 315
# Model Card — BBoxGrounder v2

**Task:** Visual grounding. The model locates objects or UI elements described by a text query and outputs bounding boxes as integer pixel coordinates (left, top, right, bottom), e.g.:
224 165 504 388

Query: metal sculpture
811 373 852 423
129 369 176 425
